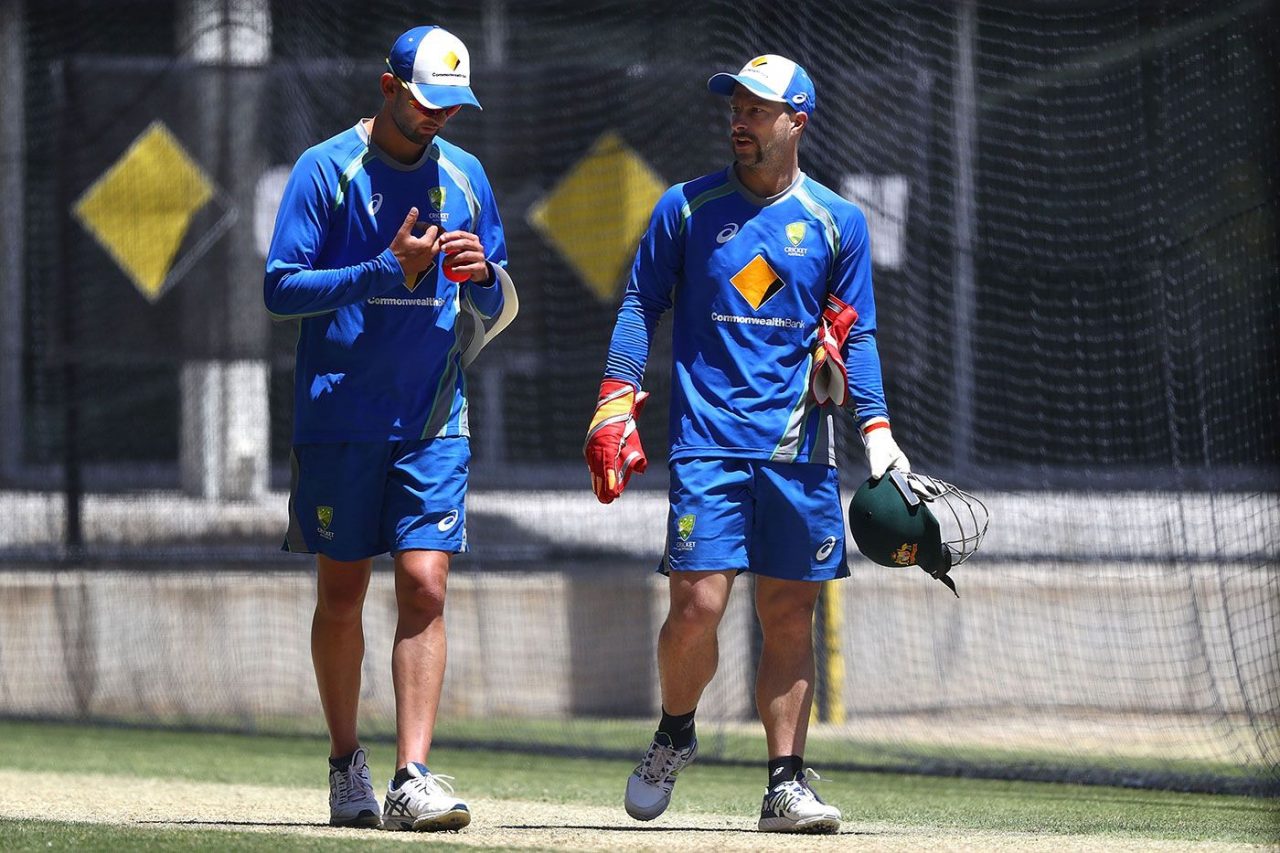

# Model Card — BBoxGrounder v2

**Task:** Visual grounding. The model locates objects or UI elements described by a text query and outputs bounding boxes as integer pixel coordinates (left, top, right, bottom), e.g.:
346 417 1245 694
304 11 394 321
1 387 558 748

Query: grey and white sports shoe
380 763 471 832
328 746 381 828
757 768 841 834
624 732 698 820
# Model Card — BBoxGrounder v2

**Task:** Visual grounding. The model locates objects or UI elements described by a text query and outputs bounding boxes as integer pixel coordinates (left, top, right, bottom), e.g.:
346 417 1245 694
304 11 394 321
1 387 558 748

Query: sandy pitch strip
0 770 1266 852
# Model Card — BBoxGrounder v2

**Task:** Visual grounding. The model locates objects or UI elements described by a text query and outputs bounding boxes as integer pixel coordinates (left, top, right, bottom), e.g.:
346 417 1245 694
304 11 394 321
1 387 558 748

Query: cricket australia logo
426 186 451 224
890 542 917 566
784 221 808 256
316 506 335 541
673 513 697 552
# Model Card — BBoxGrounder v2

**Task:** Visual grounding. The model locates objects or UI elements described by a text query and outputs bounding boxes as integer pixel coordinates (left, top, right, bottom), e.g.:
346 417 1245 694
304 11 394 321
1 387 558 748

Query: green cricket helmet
847 471 989 597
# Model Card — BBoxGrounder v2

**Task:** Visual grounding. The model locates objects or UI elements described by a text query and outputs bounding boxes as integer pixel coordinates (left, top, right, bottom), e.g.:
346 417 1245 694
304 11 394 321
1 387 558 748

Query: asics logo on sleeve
716 223 740 244
367 193 383 217
815 536 838 561
437 509 460 532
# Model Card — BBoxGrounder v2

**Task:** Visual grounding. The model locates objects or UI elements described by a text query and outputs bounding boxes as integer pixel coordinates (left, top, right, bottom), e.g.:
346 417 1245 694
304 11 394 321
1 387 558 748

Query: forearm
845 333 889 423
603 291 665 388
264 248 405 318
464 262 505 319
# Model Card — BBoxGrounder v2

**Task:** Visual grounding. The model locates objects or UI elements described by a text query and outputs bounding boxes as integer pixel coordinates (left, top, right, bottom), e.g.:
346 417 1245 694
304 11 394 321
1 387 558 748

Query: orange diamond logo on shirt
729 254 785 310
405 269 427 293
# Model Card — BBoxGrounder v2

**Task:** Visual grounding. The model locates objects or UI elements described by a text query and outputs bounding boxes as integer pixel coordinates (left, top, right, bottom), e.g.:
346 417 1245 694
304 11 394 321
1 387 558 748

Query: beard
731 134 769 167
392 108 435 146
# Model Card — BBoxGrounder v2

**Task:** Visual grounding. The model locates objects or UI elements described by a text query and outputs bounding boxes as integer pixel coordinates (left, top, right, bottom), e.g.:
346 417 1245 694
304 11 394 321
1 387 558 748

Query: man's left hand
862 417 910 479
436 230 490 283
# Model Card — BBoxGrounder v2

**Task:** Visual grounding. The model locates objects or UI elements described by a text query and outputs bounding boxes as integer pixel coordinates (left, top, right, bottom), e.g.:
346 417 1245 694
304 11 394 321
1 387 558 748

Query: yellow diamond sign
73 121 214 302
528 131 664 301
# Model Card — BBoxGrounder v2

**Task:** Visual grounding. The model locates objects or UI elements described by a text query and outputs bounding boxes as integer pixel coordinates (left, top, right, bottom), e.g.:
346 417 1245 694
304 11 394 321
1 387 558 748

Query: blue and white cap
707 54 816 116
387 26 481 110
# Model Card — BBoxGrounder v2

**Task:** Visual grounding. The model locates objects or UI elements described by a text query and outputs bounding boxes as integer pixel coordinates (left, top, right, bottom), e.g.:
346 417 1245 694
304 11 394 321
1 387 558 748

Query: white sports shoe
328 746 381 828
757 769 842 834
624 733 698 821
380 763 471 832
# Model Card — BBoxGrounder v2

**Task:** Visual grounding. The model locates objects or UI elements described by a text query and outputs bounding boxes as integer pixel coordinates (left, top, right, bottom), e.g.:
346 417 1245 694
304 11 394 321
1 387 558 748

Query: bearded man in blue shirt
586 54 912 835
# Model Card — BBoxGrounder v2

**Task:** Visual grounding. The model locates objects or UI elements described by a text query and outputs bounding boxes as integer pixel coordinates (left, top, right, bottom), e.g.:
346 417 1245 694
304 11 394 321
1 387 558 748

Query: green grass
75 711 1272 790
1 819 525 852
0 720 1276 848
432 715 1267 788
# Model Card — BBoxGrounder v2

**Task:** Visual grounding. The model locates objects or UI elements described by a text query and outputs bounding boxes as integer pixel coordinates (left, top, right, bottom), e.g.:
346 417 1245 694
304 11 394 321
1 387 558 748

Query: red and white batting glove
809 294 858 406
584 379 650 504
862 417 911 479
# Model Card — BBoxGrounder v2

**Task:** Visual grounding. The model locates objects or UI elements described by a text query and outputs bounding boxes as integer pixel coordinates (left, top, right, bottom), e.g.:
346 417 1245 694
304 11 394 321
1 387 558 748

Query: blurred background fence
0 0 1276 796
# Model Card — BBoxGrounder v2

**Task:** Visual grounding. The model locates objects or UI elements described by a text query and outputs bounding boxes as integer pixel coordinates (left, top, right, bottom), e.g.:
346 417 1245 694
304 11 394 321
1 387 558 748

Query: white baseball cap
386 26 481 110
707 54 817 116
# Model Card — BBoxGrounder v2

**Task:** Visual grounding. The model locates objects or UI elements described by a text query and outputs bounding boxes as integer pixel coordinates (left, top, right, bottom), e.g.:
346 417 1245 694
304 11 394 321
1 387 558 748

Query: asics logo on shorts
815 536 837 561
367 193 383 217
437 509 460 532
716 223 739 244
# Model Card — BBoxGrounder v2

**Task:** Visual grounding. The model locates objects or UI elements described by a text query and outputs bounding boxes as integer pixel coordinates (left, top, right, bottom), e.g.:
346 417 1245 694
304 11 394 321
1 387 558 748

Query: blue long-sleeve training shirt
265 121 506 443
604 167 888 466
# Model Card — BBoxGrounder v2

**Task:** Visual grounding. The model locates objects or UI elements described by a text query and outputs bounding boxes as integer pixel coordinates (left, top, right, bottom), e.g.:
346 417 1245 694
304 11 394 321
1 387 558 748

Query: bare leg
658 570 736 714
391 548 451 768
754 576 822 759
313 555 373 757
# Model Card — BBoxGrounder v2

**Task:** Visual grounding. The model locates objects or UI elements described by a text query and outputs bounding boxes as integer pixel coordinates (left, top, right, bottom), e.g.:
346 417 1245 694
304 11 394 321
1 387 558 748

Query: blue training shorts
662 457 849 582
284 437 470 561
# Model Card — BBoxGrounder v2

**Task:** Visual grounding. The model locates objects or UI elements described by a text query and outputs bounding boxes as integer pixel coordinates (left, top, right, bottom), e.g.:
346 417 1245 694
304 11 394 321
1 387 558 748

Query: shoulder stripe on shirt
792 181 840 257
678 183 737 234
333 148 377 211
430 146 481 223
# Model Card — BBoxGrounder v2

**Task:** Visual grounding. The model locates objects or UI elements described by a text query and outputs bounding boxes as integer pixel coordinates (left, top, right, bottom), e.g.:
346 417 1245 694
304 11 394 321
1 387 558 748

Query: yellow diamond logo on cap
442 50 460 70
750 56 769 67
730 255 785 310
528 131 665 302
73 121 214 302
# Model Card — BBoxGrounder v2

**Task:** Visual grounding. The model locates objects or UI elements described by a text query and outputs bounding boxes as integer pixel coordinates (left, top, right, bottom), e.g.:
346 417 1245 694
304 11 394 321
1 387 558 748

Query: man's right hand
390 207 441 280
584 379 649 504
